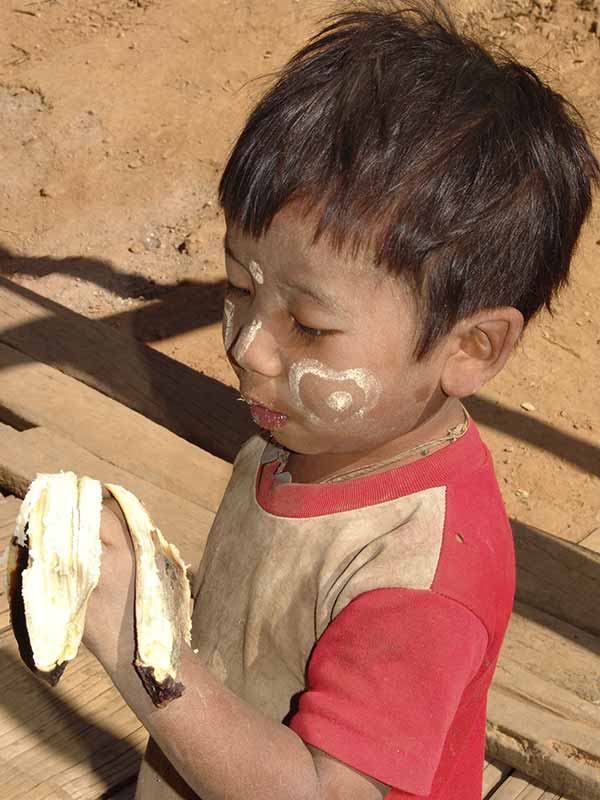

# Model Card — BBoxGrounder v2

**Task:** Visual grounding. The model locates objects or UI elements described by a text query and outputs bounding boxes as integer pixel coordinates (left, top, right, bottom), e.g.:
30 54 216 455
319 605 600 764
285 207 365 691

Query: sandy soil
0 0 598 543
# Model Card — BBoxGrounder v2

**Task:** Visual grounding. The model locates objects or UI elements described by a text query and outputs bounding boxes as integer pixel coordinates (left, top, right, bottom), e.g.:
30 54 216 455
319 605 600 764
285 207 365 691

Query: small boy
83 4 599 799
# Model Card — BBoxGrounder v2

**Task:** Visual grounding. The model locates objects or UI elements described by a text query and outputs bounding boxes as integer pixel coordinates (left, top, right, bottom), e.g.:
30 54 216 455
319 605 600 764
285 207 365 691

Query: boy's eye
226 281 251 297
292 318 327 340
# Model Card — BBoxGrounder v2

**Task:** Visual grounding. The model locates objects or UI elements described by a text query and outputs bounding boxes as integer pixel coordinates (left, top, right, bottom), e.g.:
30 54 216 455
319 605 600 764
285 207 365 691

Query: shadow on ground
0 247 255 462
464 395 599 479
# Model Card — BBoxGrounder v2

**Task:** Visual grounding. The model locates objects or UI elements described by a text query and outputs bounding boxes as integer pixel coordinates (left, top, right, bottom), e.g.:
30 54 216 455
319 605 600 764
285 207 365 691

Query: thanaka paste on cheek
327 391 353 412
248 260 264 285
232 318 262 363
289 359 382 423
223 298 235 351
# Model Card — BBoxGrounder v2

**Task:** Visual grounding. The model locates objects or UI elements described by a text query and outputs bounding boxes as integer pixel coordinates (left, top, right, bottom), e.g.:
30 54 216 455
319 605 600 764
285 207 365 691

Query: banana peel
5 472 192 708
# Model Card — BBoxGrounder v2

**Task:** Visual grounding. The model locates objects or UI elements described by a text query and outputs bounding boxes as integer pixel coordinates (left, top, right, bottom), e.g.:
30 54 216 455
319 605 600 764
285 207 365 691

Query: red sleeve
288 588 488 795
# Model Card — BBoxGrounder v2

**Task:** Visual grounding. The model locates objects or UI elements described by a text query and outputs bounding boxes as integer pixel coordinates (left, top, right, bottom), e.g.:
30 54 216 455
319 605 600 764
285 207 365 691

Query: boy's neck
284 397 466 485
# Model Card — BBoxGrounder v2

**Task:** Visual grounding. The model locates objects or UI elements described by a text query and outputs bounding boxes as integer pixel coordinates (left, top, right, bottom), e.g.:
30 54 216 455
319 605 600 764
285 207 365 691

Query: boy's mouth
249 402 288 430
242 395 289 430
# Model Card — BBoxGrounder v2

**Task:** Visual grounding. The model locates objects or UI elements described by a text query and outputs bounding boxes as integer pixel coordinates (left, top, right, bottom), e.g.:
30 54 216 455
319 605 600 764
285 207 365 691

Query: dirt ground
0 0 598 543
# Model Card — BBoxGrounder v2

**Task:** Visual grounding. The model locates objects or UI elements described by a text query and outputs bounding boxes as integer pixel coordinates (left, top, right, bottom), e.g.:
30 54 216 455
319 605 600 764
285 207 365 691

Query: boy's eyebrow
224 239 346 315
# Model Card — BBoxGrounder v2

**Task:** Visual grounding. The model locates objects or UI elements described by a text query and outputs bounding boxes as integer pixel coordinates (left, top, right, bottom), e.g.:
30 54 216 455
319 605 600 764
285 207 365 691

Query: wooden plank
0 629 147 799
483 759 513 797
0 277 255 463
100 782 137 800
0 423 214 568
579 527 600 554
486 772 538 799
0 494 22 521
499 602 600 707
56 727 146 800
0 342 231 512
517 786 561 800
512 521 600 638
0 496 21 548
2 690 139 763
487 603 600 800
487 681 600 796
0 754 73 799
498 524 600 798
0 498 21 630
64 728 148 800
485 771 559 799
0 658 111 737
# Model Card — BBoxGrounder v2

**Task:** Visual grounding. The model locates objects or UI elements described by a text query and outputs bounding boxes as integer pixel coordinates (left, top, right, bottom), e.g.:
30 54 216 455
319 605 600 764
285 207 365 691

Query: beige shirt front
136 436 448 799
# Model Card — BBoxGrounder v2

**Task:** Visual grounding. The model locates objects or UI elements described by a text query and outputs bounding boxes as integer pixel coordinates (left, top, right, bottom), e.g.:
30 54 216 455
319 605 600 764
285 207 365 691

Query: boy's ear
440 307 524 398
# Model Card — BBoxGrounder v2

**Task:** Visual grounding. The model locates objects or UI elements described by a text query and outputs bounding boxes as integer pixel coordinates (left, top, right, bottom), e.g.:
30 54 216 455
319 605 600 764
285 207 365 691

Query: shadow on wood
0 275 256 463
0 637 146 798
512 519 600 641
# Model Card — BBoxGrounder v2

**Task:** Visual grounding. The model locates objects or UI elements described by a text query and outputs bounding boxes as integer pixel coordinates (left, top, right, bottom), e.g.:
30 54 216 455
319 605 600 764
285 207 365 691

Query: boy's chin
265 423 321 455
266 425 355 458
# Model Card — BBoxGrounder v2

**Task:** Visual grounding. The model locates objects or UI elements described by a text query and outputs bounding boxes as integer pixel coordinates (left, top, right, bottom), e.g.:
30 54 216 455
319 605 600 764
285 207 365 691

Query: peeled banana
5 472 192 708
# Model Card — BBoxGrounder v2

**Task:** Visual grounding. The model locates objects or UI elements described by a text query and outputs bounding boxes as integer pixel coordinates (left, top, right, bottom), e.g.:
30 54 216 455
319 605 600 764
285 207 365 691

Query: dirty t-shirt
135 420 515 800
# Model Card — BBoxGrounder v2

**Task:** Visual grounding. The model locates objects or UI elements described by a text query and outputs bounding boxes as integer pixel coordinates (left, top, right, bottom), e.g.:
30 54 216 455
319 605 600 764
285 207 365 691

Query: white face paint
289 359 382 423
248 259 264 285
231 318 262 363
223 298 235 351
327 391 353 413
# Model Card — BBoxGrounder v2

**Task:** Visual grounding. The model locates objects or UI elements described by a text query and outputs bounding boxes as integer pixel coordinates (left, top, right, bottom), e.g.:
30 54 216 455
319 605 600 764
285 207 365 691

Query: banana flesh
105 482 192 707
6 473 192 707
8 472 103 685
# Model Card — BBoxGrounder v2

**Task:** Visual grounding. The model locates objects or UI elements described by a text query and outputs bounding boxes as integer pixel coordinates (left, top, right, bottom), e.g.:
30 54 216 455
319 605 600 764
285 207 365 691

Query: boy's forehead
225 214 416 332
226 207 387 287
226 220 418 343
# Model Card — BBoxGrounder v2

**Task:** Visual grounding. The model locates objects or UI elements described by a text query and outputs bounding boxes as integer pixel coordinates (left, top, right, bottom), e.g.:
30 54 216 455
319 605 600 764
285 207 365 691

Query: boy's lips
244 396 289 430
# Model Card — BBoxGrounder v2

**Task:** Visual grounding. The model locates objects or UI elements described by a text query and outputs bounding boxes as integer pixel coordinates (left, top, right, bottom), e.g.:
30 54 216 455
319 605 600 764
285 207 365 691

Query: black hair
219 1 599 356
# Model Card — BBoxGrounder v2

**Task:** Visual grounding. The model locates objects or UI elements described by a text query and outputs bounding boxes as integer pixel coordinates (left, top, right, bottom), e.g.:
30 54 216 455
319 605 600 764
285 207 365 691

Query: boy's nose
230 318 282 378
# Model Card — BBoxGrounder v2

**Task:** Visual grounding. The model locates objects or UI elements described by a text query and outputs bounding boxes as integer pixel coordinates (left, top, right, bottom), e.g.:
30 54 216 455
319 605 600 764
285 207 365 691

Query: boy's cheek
288 361 382 424
291 377 361 424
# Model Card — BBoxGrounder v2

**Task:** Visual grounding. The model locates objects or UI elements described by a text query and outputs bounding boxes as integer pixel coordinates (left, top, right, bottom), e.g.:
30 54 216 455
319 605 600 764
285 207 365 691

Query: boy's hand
82 498 136 675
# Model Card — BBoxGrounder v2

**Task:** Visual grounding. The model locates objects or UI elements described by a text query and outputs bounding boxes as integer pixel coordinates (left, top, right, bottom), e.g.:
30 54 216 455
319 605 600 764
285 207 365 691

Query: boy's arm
84 504 390 800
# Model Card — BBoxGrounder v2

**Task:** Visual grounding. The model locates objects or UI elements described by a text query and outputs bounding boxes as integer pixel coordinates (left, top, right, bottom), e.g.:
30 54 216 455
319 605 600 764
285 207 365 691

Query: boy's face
223 206 450 459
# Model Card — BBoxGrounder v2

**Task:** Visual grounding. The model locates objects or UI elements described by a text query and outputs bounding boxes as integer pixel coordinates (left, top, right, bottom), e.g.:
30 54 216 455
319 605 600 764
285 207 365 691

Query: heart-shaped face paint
288 359 382 423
